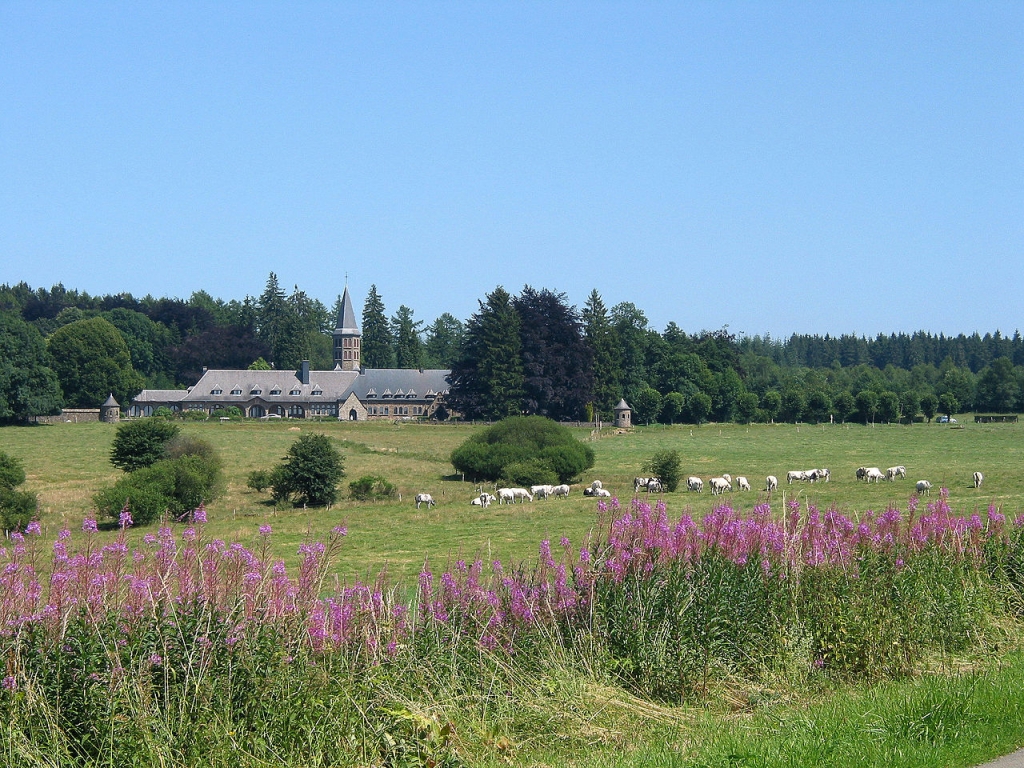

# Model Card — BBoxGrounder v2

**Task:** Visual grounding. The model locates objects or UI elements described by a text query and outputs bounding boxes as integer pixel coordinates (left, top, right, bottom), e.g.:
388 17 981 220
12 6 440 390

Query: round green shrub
0 487 37 532
450 415 595 483
349 475 398 501
110 419 180 472
498 460 558 488
247 469 273 493
0 451 28 490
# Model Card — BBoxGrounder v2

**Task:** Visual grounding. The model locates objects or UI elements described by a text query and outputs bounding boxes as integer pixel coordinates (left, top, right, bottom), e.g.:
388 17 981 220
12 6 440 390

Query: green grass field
5 416 1022 584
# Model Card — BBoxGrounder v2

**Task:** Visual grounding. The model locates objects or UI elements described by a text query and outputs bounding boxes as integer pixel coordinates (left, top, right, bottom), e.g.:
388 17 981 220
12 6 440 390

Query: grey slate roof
334 286 360 335
133 389 189 404
348 369 450 401
102 393 120 407
614 399 631 411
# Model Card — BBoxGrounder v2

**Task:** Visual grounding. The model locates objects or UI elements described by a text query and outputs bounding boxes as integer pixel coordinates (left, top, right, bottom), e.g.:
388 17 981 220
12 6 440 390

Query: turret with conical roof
333 286 362 370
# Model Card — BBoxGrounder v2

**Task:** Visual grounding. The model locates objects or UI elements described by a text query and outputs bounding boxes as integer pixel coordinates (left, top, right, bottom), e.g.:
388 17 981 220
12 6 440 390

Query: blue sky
1 2 1021 339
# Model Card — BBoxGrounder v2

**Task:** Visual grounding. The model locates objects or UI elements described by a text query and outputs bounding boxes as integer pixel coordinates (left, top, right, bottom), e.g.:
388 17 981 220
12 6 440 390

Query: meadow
5 416 1021 582
3 416 1024 767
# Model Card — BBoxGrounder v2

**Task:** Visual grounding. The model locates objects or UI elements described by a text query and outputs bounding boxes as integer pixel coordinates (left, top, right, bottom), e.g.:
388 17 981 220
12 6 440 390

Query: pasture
5 416 1022 584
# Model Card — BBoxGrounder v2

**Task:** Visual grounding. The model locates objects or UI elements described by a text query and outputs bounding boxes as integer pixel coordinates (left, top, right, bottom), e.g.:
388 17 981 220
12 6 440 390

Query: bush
152 406 176 420
95 455 223 526
644 450 682 492
349 475 398 501
499 459 559 487
0 451 27 490
270 433 345 507
110 419 180 472
181 409 210 421
0 487 37 531
450 416 594 483
247 469 273 493
211 406 243 420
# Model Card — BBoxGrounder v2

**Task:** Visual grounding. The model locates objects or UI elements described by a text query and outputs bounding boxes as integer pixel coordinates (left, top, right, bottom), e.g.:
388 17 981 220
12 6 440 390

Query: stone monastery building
129 287 451 421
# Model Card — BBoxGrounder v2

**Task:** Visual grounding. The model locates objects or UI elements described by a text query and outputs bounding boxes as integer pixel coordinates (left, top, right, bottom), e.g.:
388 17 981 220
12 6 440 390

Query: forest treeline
2 277 1024 424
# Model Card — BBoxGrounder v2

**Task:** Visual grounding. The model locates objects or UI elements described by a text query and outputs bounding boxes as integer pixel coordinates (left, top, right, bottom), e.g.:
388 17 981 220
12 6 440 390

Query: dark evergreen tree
361 285 395 368
423 313 464 369
391 305 424 369
611 302 651 396
447 287 524 420
975 357 1018 412
0 312 63 421
513 287 593 420
256 273 290 367
581 290 621 417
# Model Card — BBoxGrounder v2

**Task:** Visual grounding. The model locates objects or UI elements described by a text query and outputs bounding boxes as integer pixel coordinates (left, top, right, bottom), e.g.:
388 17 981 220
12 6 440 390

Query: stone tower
613 398 632 429
100 393 121 423
332 286 361 370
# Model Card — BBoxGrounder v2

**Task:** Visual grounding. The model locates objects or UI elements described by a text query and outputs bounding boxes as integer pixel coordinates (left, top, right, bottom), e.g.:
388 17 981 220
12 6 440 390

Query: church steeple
333 286 361 370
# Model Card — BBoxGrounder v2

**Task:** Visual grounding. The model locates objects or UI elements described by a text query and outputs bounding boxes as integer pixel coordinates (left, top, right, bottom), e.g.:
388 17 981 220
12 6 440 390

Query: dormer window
425 389 436 398
230 389 242 396
406 389 416 398
366 389 377 398
311 389 323 396
270 389 281 395
251 389 262 395
382 389 392 398
211 389 223 395
290 389 301 396
394 389 404 397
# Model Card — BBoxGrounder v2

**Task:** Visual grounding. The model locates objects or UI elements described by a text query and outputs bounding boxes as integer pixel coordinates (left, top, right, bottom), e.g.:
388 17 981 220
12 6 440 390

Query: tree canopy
46 317 145 408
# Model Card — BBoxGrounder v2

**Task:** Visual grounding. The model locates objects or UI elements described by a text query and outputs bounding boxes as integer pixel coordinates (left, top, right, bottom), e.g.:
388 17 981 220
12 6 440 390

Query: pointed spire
334 285 360 335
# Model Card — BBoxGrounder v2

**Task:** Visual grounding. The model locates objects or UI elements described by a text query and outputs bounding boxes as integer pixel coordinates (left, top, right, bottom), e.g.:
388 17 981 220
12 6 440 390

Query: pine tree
256 273 289 367
361 285 394 368
391 305 424 369
513 286 593 420
447 287 524 420
581 290 622 417
423 313 464 369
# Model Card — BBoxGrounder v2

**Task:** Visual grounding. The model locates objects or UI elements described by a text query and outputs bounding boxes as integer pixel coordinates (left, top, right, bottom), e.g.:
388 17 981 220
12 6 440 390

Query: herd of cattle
434 467 987 508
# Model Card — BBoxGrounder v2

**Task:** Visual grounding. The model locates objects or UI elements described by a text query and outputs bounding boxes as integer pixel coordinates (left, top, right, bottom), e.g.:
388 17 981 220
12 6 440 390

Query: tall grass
2 490 1024 765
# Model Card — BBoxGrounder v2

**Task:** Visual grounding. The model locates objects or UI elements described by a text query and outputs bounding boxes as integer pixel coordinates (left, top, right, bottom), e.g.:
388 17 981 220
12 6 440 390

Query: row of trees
4 277 1024 424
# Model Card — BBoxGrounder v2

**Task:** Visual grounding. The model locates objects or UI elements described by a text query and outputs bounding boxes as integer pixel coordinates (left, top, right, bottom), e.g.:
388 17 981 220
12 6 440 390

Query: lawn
5 416 1022 583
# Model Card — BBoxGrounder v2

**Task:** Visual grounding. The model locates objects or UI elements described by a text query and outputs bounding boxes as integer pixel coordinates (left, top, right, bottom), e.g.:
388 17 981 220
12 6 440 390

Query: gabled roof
181 369 360 403
334 286 360 336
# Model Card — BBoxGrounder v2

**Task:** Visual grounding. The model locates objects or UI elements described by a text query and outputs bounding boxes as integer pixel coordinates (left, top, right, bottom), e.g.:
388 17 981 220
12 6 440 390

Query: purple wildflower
82 518 98 534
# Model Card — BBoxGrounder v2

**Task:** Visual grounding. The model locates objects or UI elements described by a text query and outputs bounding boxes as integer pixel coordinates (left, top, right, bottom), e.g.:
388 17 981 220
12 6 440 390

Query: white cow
916 480 932 495
646 479 663 493
766 475 778 492
531 484 554 499
415 493 435 509
510 488 533 503
634 477 660 493
497 488 516 505
973 471 984 489
687 476 704 492
864 468 885 483
471 492 496 507
886 466 907 481
812 468 830 482
787 470 807 484
590 480 603 491
551 484 571 498
709 477 732 495
737 476 751 491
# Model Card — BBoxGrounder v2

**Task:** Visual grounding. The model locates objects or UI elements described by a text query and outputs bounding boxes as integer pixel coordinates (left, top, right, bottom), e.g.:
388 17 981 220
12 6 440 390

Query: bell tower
332 286 361 370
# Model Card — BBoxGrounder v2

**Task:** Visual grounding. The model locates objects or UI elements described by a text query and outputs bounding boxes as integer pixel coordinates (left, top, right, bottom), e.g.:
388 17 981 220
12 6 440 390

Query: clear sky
1 2 1021 339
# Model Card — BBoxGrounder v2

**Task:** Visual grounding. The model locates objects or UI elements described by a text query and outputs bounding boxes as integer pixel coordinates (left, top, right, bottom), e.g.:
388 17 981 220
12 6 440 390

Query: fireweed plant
1 491 1023 764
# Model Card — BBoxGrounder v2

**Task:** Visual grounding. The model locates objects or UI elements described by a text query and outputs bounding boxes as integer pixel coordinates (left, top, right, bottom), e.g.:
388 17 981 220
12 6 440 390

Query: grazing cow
886 466 907 481
864 468 885 483
634 477 660 493
551 484 571 498
787 470 807 485
916 480 932 495
812 468 830 482
766 475 778 492
646 479 663 494
510 488 533 503
737 476 751 491
709 477 731 495
687 476 704 493
531 484 554 499
415 493 435 509
856 467 868 481
471 492 496 507
973 471 984 489
497 488 516 505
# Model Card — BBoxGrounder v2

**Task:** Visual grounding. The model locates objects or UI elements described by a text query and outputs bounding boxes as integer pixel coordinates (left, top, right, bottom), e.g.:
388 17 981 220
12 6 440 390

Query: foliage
921 392 939 421
450 415 594 483
688 392 713 424
181 409 209 421
109 418 180 472
422 313 464 369
447 287 525 420
499 459 559 487
152 406 176 419
361 284 395 369
46 316 145 408
348 474 398 501
247 469 273 493
513 286 594 420
391 305 424 369
629 386 662 425
939 393 960 420
0 451 36 531
211 406 243 420
581 289 622 416
94 454 221 525
661 392 687 424
0 451 27 490
270 433 345 507
642 450 681 492
0 311 63 421
248 357 272 370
